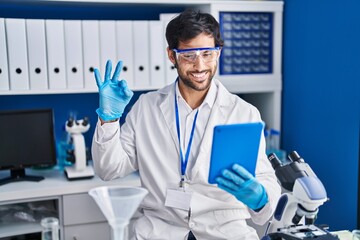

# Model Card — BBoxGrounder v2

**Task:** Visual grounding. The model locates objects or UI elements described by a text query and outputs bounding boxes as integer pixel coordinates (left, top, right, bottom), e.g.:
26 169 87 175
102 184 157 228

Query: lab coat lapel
159 83 180 155
190 80 233 181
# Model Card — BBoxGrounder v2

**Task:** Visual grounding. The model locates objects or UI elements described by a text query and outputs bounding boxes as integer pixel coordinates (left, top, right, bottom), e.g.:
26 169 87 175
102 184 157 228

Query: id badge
165 184 192 211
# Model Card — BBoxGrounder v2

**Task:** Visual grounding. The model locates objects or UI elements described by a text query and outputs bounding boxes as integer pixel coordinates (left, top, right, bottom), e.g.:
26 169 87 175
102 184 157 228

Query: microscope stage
65 165 95 180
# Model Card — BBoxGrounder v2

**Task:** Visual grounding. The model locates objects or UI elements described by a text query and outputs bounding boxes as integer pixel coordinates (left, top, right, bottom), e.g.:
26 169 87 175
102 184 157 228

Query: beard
176 60 217 92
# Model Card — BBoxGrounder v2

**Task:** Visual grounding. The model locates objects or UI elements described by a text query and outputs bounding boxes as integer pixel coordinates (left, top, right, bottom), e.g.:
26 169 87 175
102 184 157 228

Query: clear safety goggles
172 47 221 64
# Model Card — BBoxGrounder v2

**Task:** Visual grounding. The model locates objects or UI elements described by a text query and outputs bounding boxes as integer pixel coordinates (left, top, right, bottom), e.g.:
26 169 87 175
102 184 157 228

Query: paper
165 188 192 211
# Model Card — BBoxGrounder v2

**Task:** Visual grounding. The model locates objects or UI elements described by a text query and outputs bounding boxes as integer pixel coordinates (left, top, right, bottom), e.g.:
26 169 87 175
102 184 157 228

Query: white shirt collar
175 80 217 110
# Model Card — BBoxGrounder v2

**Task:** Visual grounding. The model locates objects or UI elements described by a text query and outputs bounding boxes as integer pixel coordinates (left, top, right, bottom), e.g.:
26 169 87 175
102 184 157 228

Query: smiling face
167 33 220 97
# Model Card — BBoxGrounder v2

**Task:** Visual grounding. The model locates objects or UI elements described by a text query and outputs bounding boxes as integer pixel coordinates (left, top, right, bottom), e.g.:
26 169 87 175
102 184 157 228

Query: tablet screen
208 122 264 184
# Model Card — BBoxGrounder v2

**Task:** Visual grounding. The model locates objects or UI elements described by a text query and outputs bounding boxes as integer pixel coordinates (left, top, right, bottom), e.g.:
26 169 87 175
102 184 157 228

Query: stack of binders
0 17 176 92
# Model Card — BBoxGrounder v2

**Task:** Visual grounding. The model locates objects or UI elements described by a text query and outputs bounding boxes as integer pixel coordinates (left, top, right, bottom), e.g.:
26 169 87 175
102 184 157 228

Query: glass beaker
41 217 60 240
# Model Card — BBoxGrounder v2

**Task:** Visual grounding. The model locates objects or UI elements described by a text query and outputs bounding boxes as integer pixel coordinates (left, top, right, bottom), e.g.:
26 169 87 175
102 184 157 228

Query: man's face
167 33 220 92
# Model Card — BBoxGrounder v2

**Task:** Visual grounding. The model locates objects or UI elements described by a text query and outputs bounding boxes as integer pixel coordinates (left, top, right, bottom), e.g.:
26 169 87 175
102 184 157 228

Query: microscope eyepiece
67 117 74 127
82 117 89 126
268 153 282 170
288 151 304 163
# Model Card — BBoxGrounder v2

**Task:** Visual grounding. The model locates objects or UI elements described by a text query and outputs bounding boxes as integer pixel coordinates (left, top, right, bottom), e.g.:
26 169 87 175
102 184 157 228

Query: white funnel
89 186 148 240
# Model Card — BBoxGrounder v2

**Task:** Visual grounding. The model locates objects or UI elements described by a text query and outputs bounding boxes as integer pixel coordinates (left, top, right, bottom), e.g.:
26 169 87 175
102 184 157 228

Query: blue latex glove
215 164 268 211
94 60 133 121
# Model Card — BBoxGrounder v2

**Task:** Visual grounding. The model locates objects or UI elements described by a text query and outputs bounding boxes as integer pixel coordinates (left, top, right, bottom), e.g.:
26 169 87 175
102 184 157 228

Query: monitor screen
0 108 57 185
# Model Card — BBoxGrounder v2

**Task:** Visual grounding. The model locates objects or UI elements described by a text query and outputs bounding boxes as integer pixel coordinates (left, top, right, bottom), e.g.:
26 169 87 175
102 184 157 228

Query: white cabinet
64 222 111 240
0 169 140 240
63 194 111 240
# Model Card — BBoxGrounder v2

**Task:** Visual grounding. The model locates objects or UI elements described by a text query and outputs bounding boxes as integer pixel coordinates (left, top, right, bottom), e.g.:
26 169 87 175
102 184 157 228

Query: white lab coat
92 79 281 240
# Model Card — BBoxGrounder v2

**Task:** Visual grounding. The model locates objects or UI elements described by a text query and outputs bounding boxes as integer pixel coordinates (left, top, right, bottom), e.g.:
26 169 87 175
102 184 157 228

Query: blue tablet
208 122 264 184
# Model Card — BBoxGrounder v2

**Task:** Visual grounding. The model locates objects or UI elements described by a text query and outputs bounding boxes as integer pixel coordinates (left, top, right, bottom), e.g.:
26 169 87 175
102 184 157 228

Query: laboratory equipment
263 151 339 240
41 217 60 240
265 128 286 163
0 109 57 186
89 186 148 240
172 47 221 63
64 116 94 180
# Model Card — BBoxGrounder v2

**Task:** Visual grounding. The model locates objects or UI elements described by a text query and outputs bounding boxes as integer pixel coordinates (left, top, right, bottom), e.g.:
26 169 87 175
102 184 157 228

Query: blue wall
282 0 360 230
0 1 184 20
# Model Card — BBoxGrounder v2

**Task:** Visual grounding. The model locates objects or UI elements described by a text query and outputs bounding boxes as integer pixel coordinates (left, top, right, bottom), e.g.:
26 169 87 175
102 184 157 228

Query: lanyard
174 84 199 183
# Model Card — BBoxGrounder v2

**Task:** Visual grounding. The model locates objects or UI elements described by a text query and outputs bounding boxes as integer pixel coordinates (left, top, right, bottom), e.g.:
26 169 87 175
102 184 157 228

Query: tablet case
208 122 264 184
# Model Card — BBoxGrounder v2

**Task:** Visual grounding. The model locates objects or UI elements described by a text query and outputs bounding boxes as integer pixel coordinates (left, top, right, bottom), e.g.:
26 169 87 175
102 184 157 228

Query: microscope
64 116 94 180
262 151 339 240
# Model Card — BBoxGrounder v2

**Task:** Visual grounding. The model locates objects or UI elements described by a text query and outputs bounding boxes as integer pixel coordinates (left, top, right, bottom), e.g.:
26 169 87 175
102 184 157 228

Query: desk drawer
64 222 111 240
63 193 106 225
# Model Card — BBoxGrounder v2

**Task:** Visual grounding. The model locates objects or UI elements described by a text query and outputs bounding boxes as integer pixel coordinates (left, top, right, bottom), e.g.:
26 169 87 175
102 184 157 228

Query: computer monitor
0 108 57 186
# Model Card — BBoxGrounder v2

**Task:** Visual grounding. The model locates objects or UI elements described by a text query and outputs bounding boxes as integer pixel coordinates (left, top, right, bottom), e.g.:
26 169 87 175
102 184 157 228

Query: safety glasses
172 47 221 64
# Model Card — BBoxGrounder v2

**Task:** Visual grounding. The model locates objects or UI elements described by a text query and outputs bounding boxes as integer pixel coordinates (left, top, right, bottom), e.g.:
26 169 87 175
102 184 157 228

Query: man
92 9 281 240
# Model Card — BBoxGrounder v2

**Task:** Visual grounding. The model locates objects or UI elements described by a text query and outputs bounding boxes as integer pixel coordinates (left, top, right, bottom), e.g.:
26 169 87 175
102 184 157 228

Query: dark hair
165 9 224 50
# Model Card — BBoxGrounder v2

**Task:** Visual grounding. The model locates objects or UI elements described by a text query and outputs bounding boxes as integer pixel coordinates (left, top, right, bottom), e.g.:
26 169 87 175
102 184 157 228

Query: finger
94 68 102 88
124 88 134 98
217 183 237 196
232 164 254 181
215 177 240 192
221 169 246 186
118 79 128 88
112 61 123 81
104 60 112 81
119 80 134 98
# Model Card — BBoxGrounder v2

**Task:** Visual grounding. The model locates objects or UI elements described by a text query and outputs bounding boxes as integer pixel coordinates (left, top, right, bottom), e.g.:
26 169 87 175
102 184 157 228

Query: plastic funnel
89 186 148 240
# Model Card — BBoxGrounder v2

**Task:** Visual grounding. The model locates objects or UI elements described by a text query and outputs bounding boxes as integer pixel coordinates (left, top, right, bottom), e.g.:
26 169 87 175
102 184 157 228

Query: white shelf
220 75 282 94
0 86 158 95
0 81 281 95
0 222 42 238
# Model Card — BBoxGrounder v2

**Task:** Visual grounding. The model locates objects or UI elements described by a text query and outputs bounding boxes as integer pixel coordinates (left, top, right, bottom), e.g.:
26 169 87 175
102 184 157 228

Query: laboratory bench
0 167 140 240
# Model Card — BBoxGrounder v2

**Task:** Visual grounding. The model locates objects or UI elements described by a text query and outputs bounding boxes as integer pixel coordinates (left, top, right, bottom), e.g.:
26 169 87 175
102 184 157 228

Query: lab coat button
189 222 195 228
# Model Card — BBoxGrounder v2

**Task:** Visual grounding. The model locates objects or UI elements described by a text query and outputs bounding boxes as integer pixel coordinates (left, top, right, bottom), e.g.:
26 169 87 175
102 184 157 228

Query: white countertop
0 167 141 203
